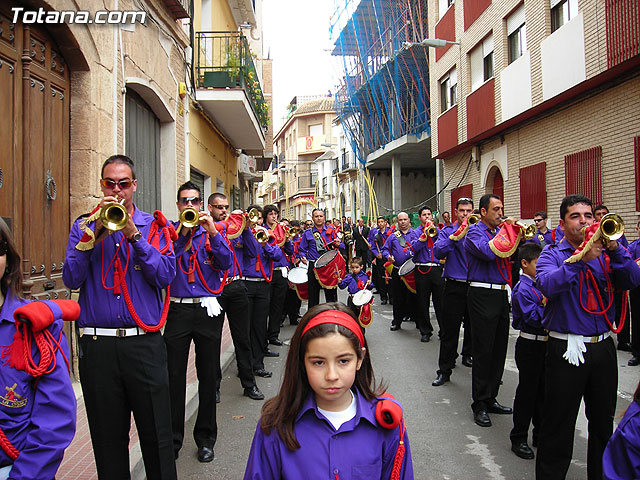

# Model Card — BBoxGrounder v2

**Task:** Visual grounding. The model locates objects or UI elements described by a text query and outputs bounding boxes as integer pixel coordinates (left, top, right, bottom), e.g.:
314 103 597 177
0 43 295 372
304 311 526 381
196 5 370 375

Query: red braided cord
389 419 406 480
0 428 19 460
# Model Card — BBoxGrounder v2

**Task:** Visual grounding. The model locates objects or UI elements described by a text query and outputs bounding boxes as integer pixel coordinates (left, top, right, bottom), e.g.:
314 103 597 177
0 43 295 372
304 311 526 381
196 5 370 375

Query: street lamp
402 38 460 50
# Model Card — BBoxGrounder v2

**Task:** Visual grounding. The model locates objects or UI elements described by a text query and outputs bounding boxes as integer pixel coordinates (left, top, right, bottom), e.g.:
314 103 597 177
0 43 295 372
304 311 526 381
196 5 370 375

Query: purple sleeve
283 240 294 255
410 228 427 253
463 225 497 262
382 235 394 259
607 245 640 290
433 228 454 260
299 232 310 259
381 426 413 480
243 422 281 480
518 286 546 330
8 322 76 480
130 232 176 289
62 219 93 289
603 403 640 480
338 276 351 290
209 232 233 270
535 248 585 300
262 242 284 262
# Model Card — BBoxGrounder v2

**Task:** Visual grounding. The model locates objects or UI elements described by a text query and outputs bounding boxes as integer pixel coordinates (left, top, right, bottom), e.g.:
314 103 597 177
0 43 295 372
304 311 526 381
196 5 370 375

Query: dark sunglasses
534 218 545 222
210 204 229 210
101 178 134 190
178 196 201 205
0 240 8 256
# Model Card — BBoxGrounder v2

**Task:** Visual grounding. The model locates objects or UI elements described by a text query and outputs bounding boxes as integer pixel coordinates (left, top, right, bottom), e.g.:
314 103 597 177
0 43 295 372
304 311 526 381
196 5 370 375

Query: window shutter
507 4 526 35
564 146 602 205
519 163 546 218
469 45 484 91
550 0 563 9
483 34 494 55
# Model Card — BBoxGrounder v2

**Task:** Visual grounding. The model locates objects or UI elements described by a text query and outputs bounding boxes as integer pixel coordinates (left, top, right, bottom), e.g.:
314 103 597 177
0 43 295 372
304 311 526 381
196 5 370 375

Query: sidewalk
57 323 236 480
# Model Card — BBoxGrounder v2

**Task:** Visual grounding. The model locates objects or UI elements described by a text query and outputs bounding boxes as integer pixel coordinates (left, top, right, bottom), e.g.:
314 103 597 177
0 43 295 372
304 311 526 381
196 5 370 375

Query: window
564 146 602 205
469 34 494 91
551 0 578 32
440 68 457 112
438 0 454 20
520 163 546 218
507 4 526 64
309 124 323 137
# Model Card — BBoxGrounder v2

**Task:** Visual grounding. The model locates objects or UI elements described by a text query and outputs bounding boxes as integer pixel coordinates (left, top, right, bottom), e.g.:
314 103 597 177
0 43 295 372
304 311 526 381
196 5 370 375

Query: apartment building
428 0 640 229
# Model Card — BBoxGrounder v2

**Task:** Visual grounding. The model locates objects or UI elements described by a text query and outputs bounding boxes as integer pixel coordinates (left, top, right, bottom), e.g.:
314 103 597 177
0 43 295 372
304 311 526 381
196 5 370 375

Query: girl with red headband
244 302 413 479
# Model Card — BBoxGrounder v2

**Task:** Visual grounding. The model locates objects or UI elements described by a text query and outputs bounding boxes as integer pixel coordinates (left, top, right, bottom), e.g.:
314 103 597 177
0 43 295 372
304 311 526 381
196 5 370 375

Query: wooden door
0 3 70 300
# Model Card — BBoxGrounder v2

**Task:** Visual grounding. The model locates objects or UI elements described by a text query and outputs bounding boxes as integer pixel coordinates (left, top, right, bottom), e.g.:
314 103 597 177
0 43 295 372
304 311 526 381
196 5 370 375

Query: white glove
563 334 586 366
201 297 222 318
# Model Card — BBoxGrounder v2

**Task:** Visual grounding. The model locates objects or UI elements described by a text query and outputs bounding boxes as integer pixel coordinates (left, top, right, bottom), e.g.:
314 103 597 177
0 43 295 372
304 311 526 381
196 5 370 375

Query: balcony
162 0 190 19
340 151 357 172
297 175 316 190
195 32 267 154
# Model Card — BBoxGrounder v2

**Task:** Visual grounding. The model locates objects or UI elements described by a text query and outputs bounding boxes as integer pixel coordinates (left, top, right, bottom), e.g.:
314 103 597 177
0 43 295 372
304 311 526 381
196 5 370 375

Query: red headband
302 310 365 347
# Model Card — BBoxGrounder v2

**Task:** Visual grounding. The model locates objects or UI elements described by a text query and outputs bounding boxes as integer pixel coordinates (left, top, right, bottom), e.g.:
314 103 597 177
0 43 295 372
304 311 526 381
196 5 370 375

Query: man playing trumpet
535 195 640 479
164 182 232 463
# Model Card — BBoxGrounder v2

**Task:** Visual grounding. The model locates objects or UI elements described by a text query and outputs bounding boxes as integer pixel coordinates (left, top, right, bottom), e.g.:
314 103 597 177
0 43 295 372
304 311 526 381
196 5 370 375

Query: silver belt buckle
116 328 127 338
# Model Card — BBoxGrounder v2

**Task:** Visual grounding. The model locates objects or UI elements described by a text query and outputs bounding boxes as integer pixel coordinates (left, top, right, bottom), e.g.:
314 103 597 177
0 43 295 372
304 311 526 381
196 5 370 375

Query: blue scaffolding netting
330 0 431 165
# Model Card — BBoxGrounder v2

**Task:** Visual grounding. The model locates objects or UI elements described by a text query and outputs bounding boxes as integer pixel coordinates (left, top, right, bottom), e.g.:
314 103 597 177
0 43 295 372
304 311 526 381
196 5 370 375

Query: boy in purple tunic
244 303 413 479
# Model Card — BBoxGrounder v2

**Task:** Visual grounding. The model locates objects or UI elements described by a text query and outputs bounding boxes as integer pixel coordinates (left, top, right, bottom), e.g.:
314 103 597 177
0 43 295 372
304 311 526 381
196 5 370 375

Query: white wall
500 51 532 121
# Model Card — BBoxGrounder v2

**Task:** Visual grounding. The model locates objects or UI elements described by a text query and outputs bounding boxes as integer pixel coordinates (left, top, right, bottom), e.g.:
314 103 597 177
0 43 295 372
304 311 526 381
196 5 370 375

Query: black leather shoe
421 334 431 343
511 441 535 459
618 342 633 352
474 410 492 427
629 356 640 366
253 368 272 378
390 324 401 331
197 446 214 463
244 385 265 400
269 338 284 346
462 355 473 367
432 373 450 386
487 400 513 414
381 299 388 305
264 349 280 357
216 390 220 404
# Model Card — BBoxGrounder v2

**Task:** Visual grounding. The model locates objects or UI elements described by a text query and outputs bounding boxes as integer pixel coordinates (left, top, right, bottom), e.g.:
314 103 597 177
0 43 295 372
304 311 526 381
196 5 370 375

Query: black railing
195 31 268 129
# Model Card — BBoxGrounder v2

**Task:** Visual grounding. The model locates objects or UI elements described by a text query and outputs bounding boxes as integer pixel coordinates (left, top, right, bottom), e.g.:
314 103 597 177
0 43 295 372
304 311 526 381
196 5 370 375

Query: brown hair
259 302 385 450
0 218 23 299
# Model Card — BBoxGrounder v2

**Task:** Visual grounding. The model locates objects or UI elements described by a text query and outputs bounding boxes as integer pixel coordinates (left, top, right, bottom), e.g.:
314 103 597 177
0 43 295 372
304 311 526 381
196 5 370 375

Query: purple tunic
603 400 640 480
382 230 419 268
511 274 546 336
243 229 284 280
339 272 374 295
411 227 438 264
299 226 344 261
0 291 76 480
368 227 392 258
244 388 413 480
433 222 468 281
463 222 511 285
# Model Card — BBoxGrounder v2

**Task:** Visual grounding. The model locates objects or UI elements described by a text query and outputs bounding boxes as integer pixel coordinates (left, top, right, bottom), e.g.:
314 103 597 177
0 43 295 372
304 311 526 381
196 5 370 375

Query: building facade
428 0 640 231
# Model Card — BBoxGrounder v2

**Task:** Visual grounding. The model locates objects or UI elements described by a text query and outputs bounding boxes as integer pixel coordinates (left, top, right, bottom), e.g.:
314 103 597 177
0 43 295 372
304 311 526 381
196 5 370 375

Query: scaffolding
330 0 431 165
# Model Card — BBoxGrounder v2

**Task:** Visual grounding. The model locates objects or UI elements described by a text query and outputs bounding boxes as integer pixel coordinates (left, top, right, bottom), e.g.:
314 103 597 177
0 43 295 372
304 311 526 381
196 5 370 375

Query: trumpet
598 213 624 242
247 208 261 225
254 227 271 244
514 221 537 240
179 207 200 228
423 223 438 238
467 214 480 225
100 198 128 232
287 226 300 239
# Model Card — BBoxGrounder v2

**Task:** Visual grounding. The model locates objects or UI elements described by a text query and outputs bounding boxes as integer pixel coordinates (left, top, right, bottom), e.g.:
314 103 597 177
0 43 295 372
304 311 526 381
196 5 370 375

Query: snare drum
352 289 373 307
288 267 308 285
398 258 417 294
313 250 346 289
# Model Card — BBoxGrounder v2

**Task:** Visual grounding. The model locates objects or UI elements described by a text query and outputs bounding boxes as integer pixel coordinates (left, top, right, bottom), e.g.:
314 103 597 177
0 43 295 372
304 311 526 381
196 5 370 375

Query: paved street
175 290 638 480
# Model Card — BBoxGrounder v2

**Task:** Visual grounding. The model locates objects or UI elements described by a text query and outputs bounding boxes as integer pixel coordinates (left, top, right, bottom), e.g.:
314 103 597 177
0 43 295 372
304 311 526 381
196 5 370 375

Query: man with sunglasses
164 182 232 463
63 155 177 479
530 211 552 248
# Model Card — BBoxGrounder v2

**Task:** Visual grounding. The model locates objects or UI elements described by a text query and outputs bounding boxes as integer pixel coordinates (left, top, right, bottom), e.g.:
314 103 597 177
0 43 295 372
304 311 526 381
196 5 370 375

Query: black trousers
536 336 617 480
414 265 444 336
467 287 510 412
372 258 389 302
630 286 640 356
79 332 176 480
615 289 631 345
307 261 338 308
391 268 417 326
510 336 546 445
245 280 271 370
267 270 288 342
437 279 473 375
215 280 255 390
164 302 219 453
284 286 302 324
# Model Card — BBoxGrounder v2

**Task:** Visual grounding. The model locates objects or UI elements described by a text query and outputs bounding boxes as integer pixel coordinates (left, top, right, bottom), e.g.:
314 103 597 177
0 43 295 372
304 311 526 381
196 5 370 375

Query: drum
352 289 373 307
313 250 346 289
288 267 308 285
398 258 416 294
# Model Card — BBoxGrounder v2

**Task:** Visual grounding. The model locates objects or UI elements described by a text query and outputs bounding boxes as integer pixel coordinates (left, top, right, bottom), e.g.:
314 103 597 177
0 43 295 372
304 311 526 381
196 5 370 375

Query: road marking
465 435 505 480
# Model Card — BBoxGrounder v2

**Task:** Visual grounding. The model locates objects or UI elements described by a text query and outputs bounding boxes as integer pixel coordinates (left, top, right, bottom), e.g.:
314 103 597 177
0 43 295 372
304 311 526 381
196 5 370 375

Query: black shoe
264 349 280 357
216 390 220 404
432 373 450 386
253 368 272 378
462 355 473 367
511 441 535 459
381 299 388 305
629 356 640 366
618 342 633 352
390 324 401 331
197 446 214 463
487 400 513 414
269 338 284 346
389 298 393 305
474 409 492 427
174 450 179 460
421 334 431 343
244 385 265 400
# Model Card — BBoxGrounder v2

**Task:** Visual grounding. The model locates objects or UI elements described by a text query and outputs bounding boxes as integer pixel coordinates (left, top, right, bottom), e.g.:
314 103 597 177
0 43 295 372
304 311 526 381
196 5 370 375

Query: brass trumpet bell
515 221 537 240
179 207 200 228
599 213 624 242
254 228 270 243
425 225 438 238
248 208 261 225
100 201 128 232
467 214 480 225
288 226 300 239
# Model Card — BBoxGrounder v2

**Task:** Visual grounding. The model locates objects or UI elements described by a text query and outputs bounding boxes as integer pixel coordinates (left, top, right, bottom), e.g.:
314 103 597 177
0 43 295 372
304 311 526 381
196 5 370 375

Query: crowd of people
0 153 639 479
